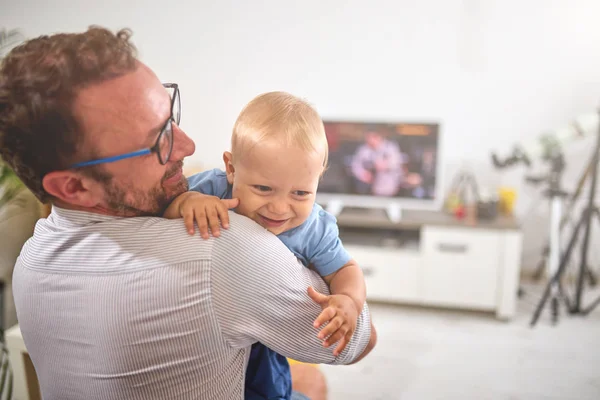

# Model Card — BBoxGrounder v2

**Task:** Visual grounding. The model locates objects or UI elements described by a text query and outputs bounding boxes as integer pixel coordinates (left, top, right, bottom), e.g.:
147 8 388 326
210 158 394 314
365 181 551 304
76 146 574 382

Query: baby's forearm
324 261 366 313
162 191 195 219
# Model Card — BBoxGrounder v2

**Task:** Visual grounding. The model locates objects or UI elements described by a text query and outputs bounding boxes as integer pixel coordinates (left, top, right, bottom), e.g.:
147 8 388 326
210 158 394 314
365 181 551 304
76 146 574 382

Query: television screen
319 121 440 200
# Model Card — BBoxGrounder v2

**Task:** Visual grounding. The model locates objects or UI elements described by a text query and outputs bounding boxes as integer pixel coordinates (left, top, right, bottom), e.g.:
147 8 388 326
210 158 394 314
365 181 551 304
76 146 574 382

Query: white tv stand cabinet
335 208 523 320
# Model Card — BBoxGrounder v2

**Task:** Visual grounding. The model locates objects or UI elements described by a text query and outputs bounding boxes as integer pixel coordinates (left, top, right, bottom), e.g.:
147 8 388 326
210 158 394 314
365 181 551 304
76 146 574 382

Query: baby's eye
253 185 271 192
293 191 310 197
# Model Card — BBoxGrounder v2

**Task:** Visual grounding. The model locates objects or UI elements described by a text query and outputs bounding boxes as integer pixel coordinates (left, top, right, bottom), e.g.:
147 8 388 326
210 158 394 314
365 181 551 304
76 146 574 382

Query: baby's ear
222 151 235 184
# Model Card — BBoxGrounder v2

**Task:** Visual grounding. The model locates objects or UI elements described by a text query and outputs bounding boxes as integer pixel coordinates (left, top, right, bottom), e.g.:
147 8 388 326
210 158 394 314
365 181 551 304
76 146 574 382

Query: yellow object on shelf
498 187 517 215
444 192 462 213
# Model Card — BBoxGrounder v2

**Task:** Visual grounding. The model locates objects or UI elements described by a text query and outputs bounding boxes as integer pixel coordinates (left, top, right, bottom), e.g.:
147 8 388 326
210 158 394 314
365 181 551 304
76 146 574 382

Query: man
350 128 404 196
0 27 376 400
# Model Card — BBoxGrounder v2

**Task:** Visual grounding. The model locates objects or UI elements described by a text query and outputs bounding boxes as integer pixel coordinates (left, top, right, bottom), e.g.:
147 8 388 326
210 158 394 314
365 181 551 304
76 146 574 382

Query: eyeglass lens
157 86 179 164
158 123 173 164
172 88 181 125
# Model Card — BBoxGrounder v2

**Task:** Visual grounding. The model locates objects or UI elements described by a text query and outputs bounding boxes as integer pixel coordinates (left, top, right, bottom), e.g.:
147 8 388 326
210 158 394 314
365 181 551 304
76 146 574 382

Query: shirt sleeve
210 212 371 365
301 205 352 276
187 169 230 199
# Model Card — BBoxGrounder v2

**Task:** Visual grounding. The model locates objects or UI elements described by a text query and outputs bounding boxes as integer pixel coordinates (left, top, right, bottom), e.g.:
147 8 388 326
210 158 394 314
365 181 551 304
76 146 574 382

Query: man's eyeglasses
70 83 181 169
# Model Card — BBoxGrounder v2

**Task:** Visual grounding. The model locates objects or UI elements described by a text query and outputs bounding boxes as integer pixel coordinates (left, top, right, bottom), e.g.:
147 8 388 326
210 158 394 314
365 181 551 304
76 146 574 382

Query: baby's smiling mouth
258 215 289 228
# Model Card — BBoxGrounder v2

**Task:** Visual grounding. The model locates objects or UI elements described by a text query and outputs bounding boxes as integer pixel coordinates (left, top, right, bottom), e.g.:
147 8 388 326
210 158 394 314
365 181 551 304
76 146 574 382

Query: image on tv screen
319 121 439 199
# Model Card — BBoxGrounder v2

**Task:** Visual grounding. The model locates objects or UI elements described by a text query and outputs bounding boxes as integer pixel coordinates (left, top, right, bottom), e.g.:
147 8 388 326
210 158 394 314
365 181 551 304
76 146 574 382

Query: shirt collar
47 205 122 228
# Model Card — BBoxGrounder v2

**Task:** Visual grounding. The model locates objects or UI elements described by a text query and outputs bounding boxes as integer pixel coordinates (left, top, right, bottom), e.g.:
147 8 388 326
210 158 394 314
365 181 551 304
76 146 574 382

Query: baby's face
225 142 325 235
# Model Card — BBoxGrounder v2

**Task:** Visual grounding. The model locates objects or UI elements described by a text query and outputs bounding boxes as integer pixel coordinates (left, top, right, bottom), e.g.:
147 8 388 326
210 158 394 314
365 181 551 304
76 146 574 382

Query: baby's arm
323 261 366 315
163 191 238 239
298 206 368 355
310 261 366 356
163 169 238 239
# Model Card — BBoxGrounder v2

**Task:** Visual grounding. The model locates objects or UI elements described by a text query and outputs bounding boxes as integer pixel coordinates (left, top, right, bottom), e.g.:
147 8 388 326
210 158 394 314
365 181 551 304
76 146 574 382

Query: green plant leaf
0 160 25 209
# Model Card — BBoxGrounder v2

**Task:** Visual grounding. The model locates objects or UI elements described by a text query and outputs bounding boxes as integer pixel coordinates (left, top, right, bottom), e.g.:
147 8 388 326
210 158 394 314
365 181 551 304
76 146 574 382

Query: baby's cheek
231 191 255 219
230 184 240 198
292 205 313 226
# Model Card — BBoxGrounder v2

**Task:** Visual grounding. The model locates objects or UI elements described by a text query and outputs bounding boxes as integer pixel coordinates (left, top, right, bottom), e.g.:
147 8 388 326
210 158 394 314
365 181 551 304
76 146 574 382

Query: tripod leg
582 207 600 288
558 279 572 311
574 122 600 312
586 266 598 287
551 296 559 325
532 246 549 281
580 208 600 315
573 209 595 312
531 207 587 326
560 151 594 229
531 277 553 327
583 209 600 288
582 294 600 316
547 196 562 324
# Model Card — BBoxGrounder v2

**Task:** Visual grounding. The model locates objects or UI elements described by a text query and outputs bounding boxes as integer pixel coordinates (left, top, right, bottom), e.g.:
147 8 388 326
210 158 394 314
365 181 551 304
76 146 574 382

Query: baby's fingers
323 323 348 349
216 203 231 230
194 209 210 239
206 207 221 238
313 307 336 330
332 331 352 356
181 207 195 235
317 314 342 341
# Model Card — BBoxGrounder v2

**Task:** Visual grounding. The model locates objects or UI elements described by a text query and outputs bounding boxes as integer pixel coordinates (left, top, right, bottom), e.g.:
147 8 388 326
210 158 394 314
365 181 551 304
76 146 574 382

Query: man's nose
170 124 195 161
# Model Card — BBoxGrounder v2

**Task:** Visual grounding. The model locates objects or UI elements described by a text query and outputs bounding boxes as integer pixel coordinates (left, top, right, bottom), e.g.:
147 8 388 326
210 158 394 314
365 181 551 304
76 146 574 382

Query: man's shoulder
220 212 275 243
214 212 293 260
25 216 219 272
117 213 277 264
26 210 284 274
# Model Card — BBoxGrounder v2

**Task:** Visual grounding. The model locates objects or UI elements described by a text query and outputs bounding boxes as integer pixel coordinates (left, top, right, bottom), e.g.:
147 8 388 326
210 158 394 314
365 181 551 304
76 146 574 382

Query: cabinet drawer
345 245 420 302
421 227 500 309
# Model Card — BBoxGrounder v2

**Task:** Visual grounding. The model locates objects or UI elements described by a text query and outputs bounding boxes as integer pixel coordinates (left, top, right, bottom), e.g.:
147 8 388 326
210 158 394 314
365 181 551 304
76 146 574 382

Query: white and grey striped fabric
13 207 371 400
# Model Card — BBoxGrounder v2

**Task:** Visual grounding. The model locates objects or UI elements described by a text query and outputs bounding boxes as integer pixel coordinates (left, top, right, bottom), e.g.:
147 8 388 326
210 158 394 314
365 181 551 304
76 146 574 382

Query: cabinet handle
437 243 468 253
362 266 375 277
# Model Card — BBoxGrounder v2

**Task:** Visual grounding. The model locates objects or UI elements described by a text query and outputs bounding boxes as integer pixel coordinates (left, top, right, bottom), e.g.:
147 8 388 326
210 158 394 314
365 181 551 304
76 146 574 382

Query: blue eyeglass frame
70 83 180 169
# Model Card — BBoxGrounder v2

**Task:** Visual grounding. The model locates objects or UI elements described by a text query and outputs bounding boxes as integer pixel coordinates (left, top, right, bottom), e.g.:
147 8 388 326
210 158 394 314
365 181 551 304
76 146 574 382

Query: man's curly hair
0 26 138 203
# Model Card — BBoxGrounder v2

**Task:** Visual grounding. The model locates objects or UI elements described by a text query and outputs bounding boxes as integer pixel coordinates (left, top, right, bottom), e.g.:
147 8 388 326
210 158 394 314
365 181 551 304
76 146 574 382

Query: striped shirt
12 207 371 400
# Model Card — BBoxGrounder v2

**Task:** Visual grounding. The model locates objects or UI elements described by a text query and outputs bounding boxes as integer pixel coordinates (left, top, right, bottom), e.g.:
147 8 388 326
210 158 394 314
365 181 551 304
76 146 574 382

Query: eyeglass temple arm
70 149 152 168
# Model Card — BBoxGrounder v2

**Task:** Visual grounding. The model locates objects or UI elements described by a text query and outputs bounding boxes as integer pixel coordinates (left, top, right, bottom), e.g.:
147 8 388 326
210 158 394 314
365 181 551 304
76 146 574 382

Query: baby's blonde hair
231 91 328 167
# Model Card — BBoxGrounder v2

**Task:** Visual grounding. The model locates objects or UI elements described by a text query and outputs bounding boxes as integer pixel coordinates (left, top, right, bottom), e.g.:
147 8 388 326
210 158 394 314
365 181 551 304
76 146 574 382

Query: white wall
3 0 600 270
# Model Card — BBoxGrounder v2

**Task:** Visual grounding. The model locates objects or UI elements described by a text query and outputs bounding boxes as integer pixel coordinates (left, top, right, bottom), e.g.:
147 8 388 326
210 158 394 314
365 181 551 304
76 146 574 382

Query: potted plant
0 28 28 208
0 28 41 338
0 162 25 209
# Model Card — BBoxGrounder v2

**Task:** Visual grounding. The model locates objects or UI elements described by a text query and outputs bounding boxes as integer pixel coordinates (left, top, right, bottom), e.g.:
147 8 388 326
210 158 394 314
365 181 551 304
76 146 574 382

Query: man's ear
222 151 235 185
42 171 102 208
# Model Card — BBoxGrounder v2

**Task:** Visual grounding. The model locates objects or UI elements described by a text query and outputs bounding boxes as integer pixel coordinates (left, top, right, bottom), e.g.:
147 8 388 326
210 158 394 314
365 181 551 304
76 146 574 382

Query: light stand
491 140 570 311
530 151 598 287
530 110 600 326
524 151 570 325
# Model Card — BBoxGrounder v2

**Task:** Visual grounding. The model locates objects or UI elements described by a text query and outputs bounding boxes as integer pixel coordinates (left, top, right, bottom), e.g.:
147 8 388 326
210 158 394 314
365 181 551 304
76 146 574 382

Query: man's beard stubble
103 161 188 217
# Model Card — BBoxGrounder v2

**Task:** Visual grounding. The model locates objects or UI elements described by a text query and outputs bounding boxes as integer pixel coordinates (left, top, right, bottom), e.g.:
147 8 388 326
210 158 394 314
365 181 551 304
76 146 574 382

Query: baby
164 91 367 398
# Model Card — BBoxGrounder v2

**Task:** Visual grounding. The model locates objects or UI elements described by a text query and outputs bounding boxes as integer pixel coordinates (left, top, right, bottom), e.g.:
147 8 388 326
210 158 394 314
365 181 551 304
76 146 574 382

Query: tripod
531 111 600 326
525 152 570 324
530 151 598 286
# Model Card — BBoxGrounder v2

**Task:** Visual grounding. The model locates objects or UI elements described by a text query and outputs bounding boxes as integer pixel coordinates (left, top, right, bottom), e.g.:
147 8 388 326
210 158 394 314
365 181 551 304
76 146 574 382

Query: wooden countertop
334 208 520 231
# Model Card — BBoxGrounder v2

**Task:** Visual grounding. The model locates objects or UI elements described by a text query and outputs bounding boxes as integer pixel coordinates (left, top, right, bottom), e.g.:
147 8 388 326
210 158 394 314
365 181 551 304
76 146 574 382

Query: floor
320 281 600 400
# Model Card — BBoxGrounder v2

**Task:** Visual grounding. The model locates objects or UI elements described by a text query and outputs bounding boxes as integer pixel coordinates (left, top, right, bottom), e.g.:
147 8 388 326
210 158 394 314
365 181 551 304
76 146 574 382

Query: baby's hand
163 192 239 239
307 287 359 356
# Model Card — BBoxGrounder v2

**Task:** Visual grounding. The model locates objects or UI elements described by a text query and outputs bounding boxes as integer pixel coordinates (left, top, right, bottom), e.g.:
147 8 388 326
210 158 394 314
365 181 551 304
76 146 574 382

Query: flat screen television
316 120 441 221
